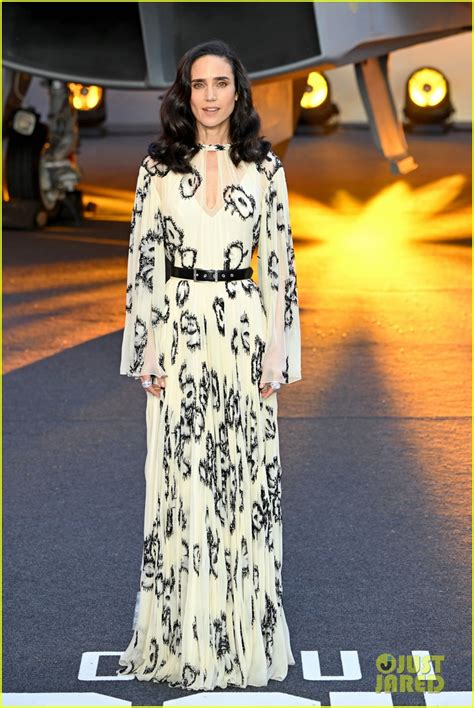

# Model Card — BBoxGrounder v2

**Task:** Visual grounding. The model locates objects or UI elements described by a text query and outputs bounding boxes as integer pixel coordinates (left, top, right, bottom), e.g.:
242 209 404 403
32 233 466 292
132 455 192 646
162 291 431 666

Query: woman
117 38 302 691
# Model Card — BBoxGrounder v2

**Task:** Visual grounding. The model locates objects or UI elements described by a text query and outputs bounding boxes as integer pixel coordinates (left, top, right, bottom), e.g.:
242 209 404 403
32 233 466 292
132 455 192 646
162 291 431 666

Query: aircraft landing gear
3 73 83 229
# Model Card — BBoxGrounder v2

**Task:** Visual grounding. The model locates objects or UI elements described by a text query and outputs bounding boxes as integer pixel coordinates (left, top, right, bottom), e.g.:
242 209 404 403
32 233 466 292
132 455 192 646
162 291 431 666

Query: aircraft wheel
6 120 61 220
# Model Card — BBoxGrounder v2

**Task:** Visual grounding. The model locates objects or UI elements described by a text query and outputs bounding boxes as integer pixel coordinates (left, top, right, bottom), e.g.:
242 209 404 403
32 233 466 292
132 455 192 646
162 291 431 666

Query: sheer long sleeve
257 159 302 386
120 157 169 379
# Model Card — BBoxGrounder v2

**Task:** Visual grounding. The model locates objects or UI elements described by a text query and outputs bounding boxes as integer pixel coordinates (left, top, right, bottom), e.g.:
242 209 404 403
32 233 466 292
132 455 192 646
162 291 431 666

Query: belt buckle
213 269 219 282
193 268 197 282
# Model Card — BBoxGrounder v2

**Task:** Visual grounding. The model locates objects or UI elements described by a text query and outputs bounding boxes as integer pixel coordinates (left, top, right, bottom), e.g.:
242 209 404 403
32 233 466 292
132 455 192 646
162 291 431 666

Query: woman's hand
259 381 281 399
140 374 167 398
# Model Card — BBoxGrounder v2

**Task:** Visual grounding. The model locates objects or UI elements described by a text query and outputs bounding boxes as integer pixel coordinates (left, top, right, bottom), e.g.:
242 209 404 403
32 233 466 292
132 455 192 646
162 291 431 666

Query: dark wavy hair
148 39 271 173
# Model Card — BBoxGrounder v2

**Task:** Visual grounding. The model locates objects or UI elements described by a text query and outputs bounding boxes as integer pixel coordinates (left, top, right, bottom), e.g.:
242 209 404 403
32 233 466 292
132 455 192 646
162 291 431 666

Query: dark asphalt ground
3 126 471 707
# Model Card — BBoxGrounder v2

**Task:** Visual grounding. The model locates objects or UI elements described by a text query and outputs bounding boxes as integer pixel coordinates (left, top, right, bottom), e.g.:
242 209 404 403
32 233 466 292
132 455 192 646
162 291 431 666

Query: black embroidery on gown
256 150 282 180
151 296 170 328
178 246 198 269
223 240 249 270
252 214 261 253
268 250 279 291
176 279 190 307
164 215 184 257
130 316 147 375
265 182 278 240
197 143 228 151
179 167 202 199
212 296 225 335
223 184 256 220
262 593 278 666
142 154 170 178
224 279 238 299
180 310 201 350
125 284 132 313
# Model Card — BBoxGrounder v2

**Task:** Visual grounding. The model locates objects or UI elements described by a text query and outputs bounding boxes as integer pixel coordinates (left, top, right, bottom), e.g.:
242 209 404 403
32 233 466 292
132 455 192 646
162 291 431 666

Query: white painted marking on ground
301 650 362 680
2 694 131 706
424 691 472 706
78 652 134 681
411 650 438 681
163 692 320 706
329 692 393 706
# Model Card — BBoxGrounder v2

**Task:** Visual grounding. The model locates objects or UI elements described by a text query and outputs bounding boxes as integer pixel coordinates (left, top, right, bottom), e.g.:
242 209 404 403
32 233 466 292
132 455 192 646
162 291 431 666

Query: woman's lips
203 107 219 112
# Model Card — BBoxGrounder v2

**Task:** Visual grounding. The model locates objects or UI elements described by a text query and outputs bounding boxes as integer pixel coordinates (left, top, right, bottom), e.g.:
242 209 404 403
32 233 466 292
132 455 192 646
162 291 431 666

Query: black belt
170 263 253 282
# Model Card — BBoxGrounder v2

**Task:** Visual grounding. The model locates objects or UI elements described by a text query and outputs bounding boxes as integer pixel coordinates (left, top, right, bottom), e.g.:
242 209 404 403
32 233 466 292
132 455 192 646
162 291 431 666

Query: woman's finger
259 384 277 399
140 375 167 396
147 384 163 398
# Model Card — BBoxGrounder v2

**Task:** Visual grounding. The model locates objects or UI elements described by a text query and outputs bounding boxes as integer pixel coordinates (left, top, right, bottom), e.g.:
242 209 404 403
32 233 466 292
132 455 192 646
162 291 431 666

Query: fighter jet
2 1 471 227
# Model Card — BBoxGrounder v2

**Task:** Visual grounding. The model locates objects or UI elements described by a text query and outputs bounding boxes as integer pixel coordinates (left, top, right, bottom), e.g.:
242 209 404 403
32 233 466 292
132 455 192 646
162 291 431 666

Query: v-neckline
194 148 252 220
202 149 220 216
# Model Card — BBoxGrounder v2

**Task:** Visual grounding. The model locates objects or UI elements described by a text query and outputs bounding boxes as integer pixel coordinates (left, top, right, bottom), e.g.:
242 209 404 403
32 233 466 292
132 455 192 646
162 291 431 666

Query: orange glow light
68 82 103 111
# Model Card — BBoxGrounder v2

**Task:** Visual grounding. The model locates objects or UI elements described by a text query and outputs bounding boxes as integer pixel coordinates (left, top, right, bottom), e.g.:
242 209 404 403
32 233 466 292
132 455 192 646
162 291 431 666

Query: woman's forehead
191 54 232 76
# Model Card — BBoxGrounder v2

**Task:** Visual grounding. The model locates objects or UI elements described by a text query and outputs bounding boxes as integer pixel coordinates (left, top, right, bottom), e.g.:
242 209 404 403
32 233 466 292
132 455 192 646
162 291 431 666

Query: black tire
6 119 48 200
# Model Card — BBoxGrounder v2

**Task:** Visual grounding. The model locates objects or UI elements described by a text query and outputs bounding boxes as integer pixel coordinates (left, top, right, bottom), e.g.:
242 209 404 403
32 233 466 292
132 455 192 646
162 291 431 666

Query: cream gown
117 142 302 690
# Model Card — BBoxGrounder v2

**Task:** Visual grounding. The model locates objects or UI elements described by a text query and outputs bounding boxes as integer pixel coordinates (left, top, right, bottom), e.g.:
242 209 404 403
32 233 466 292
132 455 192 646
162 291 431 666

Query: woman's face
189 54 237 138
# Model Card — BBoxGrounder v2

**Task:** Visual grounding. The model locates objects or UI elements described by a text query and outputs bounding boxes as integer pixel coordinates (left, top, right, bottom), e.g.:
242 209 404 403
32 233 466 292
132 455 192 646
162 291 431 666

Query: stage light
403 67 454 133
300 71 329 109
68 83 103 111
408 68 448 107
297 71 339 134
67 82 106 128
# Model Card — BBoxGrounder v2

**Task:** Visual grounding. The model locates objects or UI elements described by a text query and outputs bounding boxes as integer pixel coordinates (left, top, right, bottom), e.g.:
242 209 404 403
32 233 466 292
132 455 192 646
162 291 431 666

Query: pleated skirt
117 275 295 690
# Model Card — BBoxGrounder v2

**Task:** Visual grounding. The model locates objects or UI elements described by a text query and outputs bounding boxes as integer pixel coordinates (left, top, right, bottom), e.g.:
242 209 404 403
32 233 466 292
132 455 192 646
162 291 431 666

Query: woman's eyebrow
191 76 231 82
